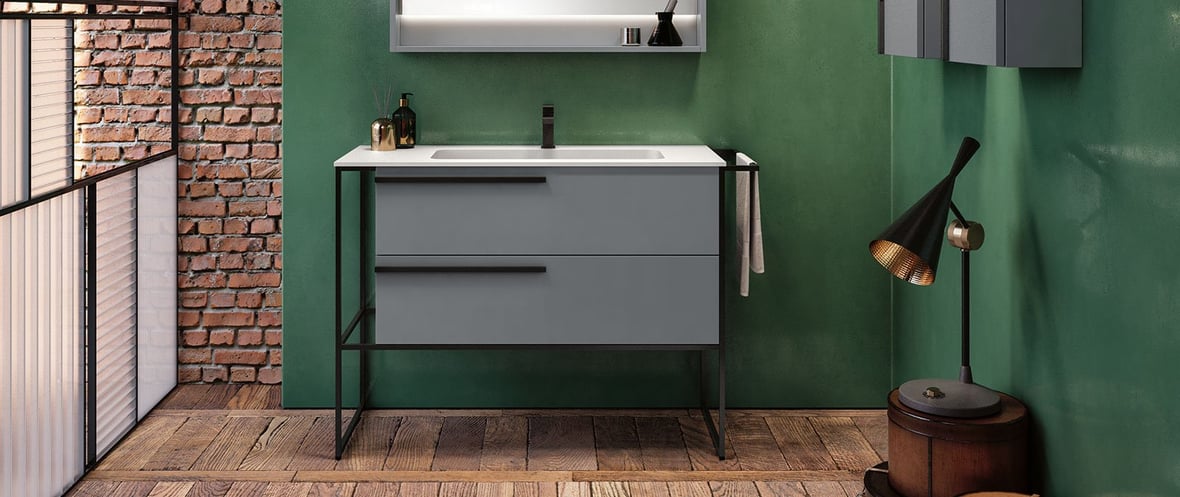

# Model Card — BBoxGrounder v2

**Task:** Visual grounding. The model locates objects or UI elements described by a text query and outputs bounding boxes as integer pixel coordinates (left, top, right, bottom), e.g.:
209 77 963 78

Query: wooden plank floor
70 385 886 497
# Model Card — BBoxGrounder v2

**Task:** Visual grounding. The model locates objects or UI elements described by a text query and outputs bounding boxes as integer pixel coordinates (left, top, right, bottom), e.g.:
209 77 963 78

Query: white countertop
334 145 725 168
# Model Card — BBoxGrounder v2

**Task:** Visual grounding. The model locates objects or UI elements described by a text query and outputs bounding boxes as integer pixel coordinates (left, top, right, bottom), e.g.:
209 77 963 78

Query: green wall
283 0 891 408
891 3 1180 495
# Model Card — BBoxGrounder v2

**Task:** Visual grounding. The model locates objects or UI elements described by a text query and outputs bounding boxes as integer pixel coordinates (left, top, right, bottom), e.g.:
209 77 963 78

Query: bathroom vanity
332 145 749 460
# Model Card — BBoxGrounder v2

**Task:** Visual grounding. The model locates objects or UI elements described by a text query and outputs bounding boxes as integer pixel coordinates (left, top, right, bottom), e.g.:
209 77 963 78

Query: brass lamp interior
869 239 935 286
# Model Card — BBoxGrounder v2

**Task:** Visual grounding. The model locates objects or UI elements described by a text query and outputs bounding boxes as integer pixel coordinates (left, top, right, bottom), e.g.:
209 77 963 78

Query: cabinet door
374 168 718 256
881 0 945 59
374 256 719 346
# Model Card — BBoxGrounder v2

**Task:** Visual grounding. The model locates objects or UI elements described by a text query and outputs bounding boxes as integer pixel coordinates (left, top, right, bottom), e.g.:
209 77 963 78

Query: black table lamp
869 137 1001 418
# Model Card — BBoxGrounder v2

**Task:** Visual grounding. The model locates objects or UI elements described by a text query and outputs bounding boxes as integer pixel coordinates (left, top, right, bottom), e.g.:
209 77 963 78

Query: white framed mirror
390 0 706 52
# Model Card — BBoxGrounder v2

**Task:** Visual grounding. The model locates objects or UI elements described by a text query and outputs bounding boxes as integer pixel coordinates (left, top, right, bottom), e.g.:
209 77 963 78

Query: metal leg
717 344 727 459
334 169 344 459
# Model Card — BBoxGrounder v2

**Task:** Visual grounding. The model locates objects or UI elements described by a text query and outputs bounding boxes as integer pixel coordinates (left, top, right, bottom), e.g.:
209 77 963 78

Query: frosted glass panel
0 194 85 497
93 172 138 456
136 156 177 419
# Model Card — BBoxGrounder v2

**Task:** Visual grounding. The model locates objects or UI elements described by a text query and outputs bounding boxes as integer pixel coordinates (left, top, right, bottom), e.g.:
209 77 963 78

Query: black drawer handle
377 265 547 273
376 176 547 184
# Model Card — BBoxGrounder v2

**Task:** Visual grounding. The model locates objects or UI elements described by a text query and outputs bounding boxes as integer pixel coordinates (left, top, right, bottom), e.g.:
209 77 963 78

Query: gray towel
735 153 764 297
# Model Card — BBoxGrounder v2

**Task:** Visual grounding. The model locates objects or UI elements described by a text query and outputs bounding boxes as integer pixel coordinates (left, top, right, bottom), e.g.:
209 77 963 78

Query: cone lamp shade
870 137 979 284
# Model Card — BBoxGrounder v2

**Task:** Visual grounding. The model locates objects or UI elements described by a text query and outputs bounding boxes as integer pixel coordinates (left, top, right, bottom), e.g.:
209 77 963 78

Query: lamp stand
897 248 1001 418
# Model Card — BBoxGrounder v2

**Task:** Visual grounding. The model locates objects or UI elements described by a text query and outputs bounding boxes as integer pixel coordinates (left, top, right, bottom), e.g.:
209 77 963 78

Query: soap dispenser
392 92 416 149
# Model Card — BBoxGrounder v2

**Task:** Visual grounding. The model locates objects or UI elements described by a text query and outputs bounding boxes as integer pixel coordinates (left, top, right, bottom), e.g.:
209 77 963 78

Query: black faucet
542 104 555 149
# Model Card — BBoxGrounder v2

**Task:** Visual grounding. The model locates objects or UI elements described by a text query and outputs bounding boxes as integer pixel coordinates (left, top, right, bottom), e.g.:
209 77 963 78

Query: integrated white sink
431 148 665 161
335 145 724 168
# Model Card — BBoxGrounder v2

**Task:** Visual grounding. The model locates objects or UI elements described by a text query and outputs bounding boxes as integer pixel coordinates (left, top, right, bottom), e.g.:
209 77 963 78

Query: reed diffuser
370 82 396 151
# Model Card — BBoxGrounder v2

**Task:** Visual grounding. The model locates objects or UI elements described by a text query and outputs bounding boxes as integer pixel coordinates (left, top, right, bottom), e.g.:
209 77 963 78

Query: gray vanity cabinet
879 0 945 60
372 167 721 346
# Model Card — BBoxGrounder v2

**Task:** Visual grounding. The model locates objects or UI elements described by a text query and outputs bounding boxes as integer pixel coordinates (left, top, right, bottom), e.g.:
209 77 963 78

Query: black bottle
392 92 416 149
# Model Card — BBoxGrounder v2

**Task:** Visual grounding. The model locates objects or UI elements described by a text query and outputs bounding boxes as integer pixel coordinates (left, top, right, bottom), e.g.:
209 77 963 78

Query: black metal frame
1 0 181 470
332 152 759 461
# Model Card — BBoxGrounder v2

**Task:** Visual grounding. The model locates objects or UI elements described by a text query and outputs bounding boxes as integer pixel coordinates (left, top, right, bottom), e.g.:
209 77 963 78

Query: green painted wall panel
891 3 1180 495
284 0 891 409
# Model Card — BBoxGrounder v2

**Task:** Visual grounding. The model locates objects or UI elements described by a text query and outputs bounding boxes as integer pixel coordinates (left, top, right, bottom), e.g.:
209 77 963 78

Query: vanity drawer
374 255 719 345
374 168 718 256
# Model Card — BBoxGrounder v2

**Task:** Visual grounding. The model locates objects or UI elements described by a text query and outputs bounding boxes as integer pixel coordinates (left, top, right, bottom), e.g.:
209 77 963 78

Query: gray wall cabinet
880 0 1082 68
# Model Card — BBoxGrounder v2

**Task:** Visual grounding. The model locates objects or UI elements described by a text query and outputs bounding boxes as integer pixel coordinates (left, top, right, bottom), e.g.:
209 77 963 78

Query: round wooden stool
886 389 1030 497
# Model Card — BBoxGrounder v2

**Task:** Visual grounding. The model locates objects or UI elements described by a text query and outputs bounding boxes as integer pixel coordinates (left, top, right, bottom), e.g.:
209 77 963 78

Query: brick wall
70 0 284 384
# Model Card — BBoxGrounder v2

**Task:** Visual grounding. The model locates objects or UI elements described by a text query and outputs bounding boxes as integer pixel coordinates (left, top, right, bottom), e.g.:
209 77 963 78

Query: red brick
273 255 282 269
228 201 266 216
123 145 149 161
214 181 242 197
77 88 119 105
179 348 211 364
229 34 254 49
198 144 225 160
268 350 282 366
229 367 255 383
264 330 282 346
266 201 282 217
138 126 171 141
212 237 258 253
250 219 276 234
178 219 197 234
134 19 172 31
199 0 223 14
228 273 281 289
223 107 250 124
245 253 271 270
190 254 217 271
225 144 250 159
134 51 171 67
196 107 223 123
76 69 100 86
219 254 244 269
93 34 119 49
196 219 221 234
250 107 276 123
209 330 235 345
266 236 282 252
102 108 129 122
178 32 200 49
179 236 208 253
225 0 248 13
189 182 216 198
255 126 281 142
198 68 226 85
257 367 281 384
256 34 281 50
205 311 255 327
120 33 146 49
251 161 281 179
180 88 232 105
202 366 228 383
178 273 227 289
257 311 281 327
251 143 277 159
180 292 208 308
179 200 226 217
89 51 133 67
79 126 134 142
256 70 281 86
253 0 278 15
190 15 243 32
129 108 159 123
102 69 128 85
236 293 263 308
237 330 263 346
76 108 102 124
245 16 281 32
205 126 256 143
234 89 281 105
227 69 254 85
223 219 248 234
213 350 267 366
182 330 209 347
178 366 202 384
178 311 201 327
147 32 172 49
